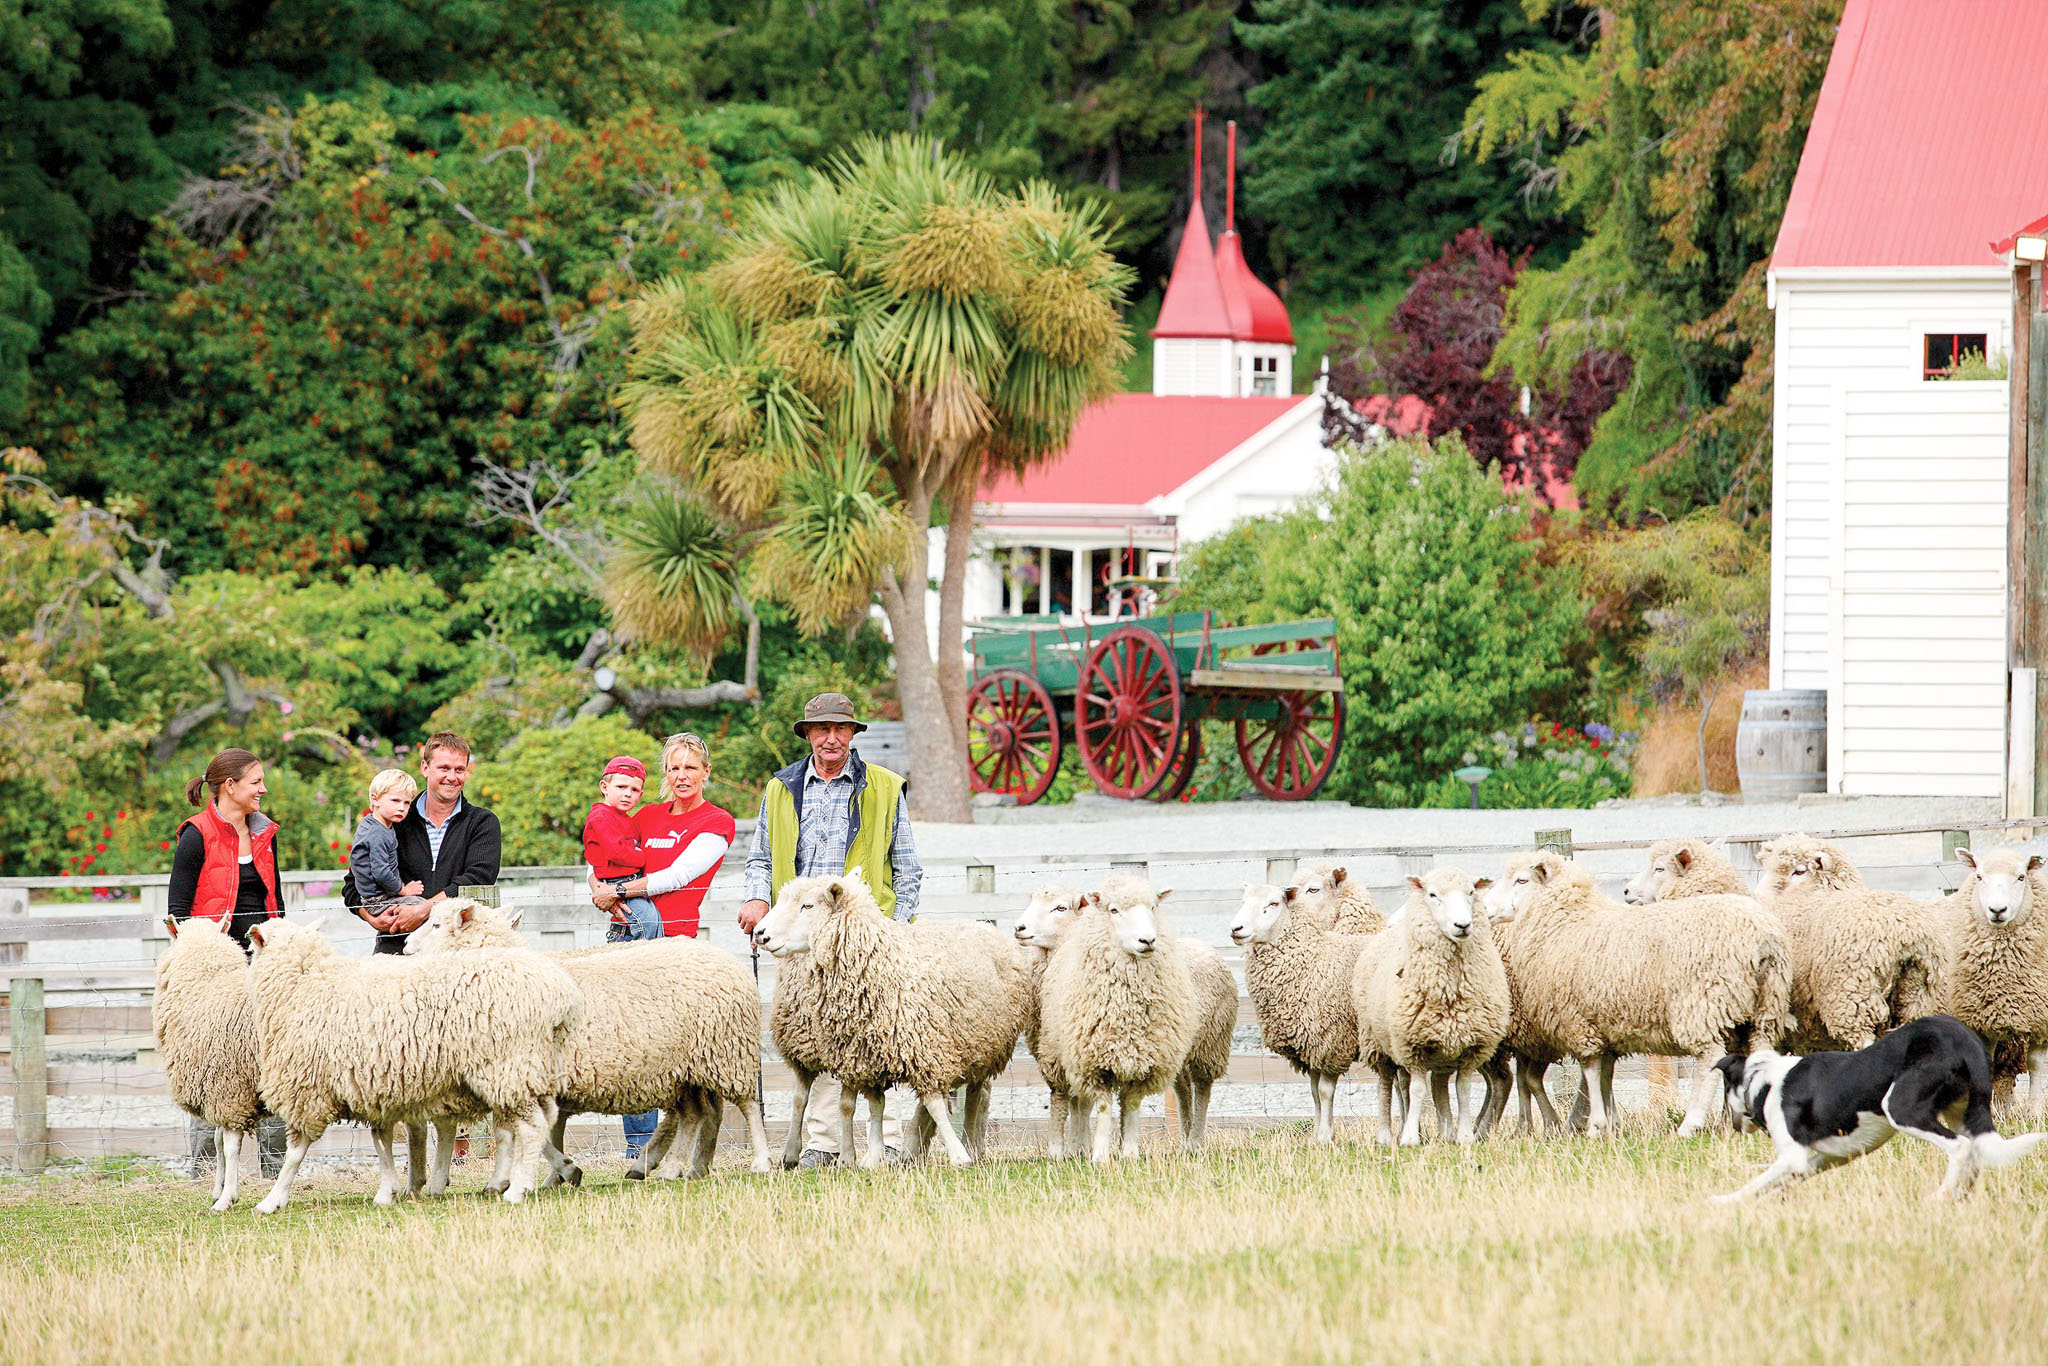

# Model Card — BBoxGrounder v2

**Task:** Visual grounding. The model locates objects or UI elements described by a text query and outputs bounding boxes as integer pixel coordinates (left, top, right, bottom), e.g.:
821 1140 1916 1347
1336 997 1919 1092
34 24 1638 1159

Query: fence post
1941 830 1973 863
459 884 502 908
10 975 47 1176
1534 828 1573 858
1110 860 1147 879
1264 857 1297 887
0 888 23 969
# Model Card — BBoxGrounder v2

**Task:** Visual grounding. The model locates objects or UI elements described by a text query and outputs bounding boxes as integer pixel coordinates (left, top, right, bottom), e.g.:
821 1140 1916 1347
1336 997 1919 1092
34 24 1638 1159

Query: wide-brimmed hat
793 692 869 739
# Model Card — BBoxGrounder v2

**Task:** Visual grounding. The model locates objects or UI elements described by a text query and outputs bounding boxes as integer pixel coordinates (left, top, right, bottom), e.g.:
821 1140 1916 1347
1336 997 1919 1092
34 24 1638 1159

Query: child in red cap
584 755 662 942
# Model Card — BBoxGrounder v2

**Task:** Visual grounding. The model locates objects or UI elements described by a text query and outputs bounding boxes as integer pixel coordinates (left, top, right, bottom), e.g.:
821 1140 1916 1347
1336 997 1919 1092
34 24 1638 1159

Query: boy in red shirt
583 756 662 942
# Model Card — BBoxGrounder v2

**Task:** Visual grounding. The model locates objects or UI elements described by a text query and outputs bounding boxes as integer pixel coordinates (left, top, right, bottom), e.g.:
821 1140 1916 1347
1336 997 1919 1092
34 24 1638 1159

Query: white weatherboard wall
1770 274 2009 692
1827 380 2008 797
1160 396 1329 543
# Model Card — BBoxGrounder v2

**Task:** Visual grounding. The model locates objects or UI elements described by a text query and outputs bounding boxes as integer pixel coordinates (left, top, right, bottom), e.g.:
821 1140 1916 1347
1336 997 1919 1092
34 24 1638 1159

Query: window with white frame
1250 354 1279 395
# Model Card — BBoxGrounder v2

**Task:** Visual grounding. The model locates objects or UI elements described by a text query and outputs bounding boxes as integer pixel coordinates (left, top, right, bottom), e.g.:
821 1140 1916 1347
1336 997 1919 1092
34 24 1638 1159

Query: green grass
6 1116 2048 1361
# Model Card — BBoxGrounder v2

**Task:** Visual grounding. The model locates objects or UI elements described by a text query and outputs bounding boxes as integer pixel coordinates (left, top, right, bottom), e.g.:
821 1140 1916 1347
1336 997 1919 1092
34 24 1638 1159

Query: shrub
1419 721 1636 809
1178 434 1588 805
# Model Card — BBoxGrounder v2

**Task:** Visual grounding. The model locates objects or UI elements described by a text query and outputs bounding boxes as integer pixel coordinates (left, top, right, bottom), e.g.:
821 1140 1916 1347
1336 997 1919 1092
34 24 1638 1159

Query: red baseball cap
602 756 647 781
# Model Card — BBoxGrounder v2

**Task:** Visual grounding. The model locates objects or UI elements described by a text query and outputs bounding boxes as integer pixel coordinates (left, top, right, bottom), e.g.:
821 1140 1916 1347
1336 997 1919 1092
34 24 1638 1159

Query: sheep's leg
1047 1089 1071 1160
783 1069 815 1171
1474 1059 1508 1141
1172 1073 1195 1150
1580 1055 1612 1137
1456 1068 1484 1144
1374 1069 1399 1146
212 1129 243 1213
426 1120 457 1196
1428 1071 1454 1143
404 1124 427 1197
739 1096 773 1175
1678 1050 1726 1138
2028 1049 2048 1115
1400 1072 1428 1147
371 1126 402 1206
1118 1090 1144 1161
1069 1096 1094 1157
1313 1074 1338 1145
1524 1064 1562 1135
627 1107 681 1182
964 1082 991 1158
499 1116 537 1204
207 1127 227 1204
1189 1079 1213 1150
921 1091 974 1167
1086 1092 1115 1164
905 1103 935 1164
686 1098 722 1178
855 1089 887 1171
1598 1055 1618 1132
254 1128 318 1216
489 1122 516 1194
836 1085 860 1168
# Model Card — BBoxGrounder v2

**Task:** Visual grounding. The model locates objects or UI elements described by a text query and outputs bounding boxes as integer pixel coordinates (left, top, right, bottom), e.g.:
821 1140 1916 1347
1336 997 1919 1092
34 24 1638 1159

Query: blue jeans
601 878 662 1154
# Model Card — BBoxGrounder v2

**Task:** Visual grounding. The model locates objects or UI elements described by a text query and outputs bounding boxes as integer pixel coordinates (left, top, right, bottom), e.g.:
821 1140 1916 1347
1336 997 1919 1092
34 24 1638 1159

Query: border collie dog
1712 1015 2045 1204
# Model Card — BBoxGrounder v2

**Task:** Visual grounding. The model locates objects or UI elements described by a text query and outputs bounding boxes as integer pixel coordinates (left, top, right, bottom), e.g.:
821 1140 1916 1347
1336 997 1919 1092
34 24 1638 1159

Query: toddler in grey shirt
352 769 425 916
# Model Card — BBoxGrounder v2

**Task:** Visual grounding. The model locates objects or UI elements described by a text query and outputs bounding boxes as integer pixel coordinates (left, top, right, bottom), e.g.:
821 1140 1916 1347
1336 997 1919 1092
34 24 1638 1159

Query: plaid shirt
743 760 921 918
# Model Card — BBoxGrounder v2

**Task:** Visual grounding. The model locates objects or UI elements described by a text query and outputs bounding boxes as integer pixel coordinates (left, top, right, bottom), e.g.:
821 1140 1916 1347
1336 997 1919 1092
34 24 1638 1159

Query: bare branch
577 678 758 724
469 457 607 592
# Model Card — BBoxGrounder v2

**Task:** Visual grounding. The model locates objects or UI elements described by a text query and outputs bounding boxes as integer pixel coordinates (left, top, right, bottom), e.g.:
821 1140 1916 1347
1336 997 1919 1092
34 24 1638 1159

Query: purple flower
1584 722 1615 745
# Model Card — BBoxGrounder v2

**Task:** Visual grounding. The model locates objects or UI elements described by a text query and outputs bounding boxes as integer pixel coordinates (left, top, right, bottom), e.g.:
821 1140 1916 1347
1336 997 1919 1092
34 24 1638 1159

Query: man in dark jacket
345 731 503 954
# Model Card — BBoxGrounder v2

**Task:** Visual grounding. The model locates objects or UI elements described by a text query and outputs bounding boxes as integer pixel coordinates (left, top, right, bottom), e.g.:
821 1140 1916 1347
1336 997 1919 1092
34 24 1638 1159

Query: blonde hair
369 768 419 802
659 732 712 801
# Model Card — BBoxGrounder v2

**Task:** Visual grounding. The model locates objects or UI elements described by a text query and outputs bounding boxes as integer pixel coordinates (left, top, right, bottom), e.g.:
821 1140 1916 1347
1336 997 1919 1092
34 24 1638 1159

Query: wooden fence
4 819 2030 1172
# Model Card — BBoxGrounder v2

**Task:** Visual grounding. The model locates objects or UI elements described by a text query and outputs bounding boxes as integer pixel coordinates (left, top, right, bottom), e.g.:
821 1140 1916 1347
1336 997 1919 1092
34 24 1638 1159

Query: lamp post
1452 765 1492 810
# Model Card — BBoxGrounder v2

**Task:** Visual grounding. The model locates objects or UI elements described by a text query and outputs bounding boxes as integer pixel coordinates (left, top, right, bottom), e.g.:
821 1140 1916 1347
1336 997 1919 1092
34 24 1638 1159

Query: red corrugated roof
980 394 1308 505
1215 231 1295 344
1774 0 2048 271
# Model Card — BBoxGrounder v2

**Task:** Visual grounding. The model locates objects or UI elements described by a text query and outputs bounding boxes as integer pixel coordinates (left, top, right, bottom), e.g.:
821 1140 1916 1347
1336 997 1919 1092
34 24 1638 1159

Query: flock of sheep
148 833 2048 1212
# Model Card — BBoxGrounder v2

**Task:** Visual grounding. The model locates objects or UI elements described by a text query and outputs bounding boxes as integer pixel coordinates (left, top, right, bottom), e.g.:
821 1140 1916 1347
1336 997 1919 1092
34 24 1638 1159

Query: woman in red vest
167 748 282 951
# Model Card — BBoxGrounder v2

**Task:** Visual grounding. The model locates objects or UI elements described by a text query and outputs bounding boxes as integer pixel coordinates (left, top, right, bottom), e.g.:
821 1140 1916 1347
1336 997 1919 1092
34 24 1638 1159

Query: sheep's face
1289 866 1347 921
1015 886 1081 951
1088 884 1167 957
1409 869 1487 941
1961 848 2044 928
1486 854 1556 922
1623 842 1694 905
243 917 324 961
403 898 494 955
754 878 831 957
1230 884 1287 945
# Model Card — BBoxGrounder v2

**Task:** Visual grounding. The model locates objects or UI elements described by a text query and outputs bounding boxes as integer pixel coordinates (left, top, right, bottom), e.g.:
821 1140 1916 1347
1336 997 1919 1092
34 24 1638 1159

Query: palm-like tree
621 135 1132 818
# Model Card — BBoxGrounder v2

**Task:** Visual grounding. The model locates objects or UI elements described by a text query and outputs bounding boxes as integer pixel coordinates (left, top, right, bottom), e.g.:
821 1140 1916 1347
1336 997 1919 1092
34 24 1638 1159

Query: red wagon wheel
1236 688 1344 800
1147 721 1203 803
1075 627 1184 800
965 669 1063 805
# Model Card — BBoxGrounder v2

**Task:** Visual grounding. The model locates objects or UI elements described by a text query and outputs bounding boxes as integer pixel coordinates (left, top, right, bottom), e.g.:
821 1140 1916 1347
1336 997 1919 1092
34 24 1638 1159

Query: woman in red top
590 733 735 939
166 748 282 951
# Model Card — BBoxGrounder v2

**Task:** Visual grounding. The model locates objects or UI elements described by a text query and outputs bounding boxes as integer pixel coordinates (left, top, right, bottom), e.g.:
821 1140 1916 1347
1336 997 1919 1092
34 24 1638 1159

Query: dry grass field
5 1115 2047 1363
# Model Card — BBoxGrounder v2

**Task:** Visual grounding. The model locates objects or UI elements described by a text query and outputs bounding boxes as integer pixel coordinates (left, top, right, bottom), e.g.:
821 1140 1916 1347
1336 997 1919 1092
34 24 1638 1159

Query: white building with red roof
1768 0 2048 801
964 115 1344 621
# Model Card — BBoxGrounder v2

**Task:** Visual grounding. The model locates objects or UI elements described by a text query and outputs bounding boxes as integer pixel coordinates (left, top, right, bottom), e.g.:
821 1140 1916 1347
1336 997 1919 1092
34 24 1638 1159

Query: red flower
330 841 341 849
160 840 173 850
95 843 107 853
102 827 113 839
116 809 129 820
84 810 95 820
82 854 95 865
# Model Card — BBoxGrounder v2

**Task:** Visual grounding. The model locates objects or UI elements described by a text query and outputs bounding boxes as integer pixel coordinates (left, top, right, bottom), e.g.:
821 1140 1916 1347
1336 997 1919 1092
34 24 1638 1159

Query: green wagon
965 612 1346 804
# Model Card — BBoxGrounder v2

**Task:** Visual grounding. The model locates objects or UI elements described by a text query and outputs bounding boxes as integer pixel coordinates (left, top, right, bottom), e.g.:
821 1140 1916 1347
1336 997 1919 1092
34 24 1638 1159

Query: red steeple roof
1151 113 1293 344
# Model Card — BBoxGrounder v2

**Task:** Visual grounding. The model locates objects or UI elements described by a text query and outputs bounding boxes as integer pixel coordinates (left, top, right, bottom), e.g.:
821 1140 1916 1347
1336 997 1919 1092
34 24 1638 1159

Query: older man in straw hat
738 691 922 1167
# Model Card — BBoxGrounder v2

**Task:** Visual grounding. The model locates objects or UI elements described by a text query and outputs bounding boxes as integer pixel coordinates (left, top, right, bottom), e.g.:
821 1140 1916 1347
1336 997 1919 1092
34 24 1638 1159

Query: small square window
1924 332 1989 379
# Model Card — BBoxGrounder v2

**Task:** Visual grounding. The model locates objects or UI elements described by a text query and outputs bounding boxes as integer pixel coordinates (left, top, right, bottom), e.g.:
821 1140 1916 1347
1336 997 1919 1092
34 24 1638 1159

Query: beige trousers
800 1076 908 1156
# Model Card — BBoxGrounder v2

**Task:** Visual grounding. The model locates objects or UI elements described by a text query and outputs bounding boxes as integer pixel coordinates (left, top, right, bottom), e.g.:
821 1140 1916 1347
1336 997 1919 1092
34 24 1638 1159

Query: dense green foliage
1177 434 1587 804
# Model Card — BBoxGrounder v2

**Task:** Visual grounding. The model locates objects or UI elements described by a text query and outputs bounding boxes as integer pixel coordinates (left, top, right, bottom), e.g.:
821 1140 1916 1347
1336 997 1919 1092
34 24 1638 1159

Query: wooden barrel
1735 689 1826 800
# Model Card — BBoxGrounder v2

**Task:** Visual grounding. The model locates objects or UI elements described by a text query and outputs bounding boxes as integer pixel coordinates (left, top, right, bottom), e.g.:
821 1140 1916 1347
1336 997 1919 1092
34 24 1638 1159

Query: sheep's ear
1531 857 1555 884
164 916 180 939
1406 875 1425 892
1330 867 1348 887
246 924 266 949
457 903 475 925
1080 891 1099 908
1282 886 1299 905
505 906 525 929
1674 846 1694 871
1955 847 1977 869
1814 850 1834 872
1472 877 1492 892
826 880 845 902
302 916 324 934
2030 855 2045 873
1154 886 1173 904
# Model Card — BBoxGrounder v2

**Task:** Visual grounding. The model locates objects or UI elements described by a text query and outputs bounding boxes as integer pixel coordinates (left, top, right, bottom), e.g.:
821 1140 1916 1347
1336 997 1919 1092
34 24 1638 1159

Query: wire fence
5 816 2037 1176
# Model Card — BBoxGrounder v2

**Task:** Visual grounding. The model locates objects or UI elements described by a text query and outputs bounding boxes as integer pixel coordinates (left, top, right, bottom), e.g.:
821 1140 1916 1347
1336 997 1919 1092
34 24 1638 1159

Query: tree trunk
877 479 971 823
1695 679 1720 796
935 466 976 757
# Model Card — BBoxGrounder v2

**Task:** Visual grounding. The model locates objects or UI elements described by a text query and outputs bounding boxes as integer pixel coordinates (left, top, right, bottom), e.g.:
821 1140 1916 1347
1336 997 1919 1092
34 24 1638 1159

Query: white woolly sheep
1013 884 1093 1156
752 871 1030 1169
403 900 773 1181
1471 895 1568 1141
1755 835 1948 1050
765 941 838 1170
1231 881 1375 1143
1623 839 1754 905
153 917 264 1212
1175 939 1237 1151
245 917 578 1211
1944 847 2048 1102
1485 851 1791 1138
1039 873 1200 1162
1352 868 1510 1145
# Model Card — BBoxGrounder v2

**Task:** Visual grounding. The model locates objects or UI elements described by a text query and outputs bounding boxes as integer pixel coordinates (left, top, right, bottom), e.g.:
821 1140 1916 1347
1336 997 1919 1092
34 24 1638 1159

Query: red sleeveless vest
176 804 281 923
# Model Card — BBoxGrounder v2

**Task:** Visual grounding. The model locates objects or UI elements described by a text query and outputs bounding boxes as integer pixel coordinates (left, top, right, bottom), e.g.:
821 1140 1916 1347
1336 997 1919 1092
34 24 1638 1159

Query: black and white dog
1711 1015 2045 1204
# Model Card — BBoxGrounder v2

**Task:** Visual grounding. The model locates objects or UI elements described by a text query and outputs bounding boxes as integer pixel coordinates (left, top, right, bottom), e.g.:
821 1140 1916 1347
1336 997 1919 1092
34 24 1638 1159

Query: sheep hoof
750 1157 773 1175
624 1166 646 1183
254 1198 283 1216
209 1196 234 1214
501 1185 527 1205
488 1178 510 1195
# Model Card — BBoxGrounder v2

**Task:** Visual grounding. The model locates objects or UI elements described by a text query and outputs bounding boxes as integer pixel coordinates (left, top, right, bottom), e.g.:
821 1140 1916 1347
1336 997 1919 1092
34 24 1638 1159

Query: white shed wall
1160 399 1332 544
1770 274 2009 692
1153 339 1233 396
1827 381 2009 797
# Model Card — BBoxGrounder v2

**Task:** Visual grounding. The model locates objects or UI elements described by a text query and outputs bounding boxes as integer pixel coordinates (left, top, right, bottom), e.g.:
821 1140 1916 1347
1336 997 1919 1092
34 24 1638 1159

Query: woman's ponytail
185 774 209 807
190 748 262 808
